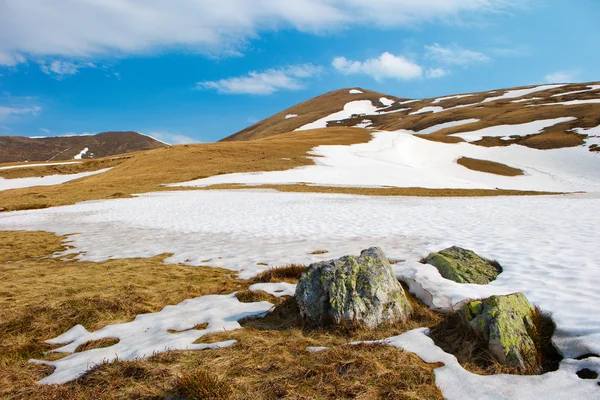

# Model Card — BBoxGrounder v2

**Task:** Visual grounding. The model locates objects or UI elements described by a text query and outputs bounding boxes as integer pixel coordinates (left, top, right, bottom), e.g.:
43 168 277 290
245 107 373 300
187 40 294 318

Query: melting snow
540 99 600 106
354 119 373 129
416 119 480 135
359 328 600 400
410 106 445 115
431 94 472 104
551 85 600 98
379 97 395 107
285 114 298 119
0 162 81 170
450 117 576 142
172 131 599 192
296 100 378 131
482 84 565 103
511 97 542 103
1 189 600 395
0 168 111 192
249 282 296 297
73 148 89 160
33 293 273 384
349 89 363 94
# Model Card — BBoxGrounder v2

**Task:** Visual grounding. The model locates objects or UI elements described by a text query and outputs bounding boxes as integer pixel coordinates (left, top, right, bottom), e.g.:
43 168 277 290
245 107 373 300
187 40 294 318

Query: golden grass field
1 230 447 399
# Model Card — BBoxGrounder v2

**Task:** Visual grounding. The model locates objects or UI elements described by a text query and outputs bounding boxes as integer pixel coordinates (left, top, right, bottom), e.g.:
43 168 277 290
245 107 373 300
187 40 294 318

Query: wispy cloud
39 60 95 78
332 52 423 81
544 70 580 83
198 64 323 95
425 43 490 66
145 132 199 145
426 67 450 79
0 105 41 121
0 1 517 65
40 128 50 134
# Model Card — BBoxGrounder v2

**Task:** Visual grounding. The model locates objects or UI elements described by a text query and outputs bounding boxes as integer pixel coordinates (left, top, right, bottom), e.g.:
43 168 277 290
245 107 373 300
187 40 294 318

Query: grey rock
424 246 502 284
459 292 540 372
295 247 412 329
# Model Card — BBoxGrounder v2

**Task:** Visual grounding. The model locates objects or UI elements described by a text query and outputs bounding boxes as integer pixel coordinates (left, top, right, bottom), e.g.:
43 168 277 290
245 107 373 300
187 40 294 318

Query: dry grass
175 368 233 399
74 338 120 353
2 230 447 399
0 127 372 211
457 157 524 176
251 264 307 284
428 306 562 376
310 249 329 255
203 183 562 197
0 230 248 397
0 158 125 179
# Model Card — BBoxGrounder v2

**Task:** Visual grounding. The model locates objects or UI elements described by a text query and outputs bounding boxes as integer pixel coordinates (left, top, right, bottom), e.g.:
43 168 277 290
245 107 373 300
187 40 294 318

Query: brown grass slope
1 230 444 399
0 127 558 212
222 82 600 151
0 131 167 163
220 88 408 142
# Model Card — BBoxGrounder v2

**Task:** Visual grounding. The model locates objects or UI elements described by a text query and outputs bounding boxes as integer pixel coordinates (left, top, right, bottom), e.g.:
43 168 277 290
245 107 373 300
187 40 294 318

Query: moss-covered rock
424 246 502 284
459 293 540 372
295 247 412 329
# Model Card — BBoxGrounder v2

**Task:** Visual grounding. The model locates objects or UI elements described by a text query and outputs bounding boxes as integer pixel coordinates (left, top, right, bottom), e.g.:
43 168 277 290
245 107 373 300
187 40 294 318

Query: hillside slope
221 88 407 142
0 131 168 163
222 82 600 151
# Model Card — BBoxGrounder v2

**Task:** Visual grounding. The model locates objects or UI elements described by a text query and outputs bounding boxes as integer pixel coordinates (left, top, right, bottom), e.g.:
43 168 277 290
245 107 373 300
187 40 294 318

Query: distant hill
221 83 600 150
0 131 168 163
220 88 408 142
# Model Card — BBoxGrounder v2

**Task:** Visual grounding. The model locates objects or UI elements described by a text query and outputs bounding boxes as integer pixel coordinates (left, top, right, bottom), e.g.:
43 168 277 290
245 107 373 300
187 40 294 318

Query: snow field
1 189 599 396
172 131 600 192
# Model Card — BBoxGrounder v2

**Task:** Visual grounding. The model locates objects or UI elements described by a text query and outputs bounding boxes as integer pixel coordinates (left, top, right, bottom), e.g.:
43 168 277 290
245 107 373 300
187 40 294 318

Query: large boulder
295 247 412 329
459 292 540 372
424 246 502 284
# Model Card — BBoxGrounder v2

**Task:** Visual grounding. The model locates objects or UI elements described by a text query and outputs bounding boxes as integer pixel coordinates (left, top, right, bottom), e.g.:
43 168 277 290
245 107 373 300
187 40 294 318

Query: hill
221 83 600 151
0 131 168 164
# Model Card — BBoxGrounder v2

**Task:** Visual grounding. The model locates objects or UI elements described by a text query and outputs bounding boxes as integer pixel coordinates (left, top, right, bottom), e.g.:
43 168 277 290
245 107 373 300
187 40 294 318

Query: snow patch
249 282 296 297
296 100 378 131
33 293 272 384
540 99 600 106
379 97 395 107
73 148 89 160
451 117 576 142
349 89 363 94
0 168 111 192
285 114 298 119
431 94 472 104
0 162 81 170
482 84 565 103
551 85 600 98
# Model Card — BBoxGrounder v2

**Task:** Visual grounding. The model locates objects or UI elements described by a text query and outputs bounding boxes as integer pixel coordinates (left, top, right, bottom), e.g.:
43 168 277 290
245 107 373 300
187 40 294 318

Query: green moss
424 247 502 285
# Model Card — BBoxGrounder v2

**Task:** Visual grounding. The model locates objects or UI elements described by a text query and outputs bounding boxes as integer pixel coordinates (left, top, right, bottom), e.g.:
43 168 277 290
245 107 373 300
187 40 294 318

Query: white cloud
0 106 41 121
545 70 579 83
426 67 450 78
0 1 515 65
198 64 323 95
424 43 490 66
332 52 423 81
39 60 95 78
146 132 199 145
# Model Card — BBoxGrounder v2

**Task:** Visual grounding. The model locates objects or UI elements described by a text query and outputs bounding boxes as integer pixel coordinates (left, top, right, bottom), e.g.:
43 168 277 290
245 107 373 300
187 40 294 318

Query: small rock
459 292 539 372
424 246 502 284
295 247 412 329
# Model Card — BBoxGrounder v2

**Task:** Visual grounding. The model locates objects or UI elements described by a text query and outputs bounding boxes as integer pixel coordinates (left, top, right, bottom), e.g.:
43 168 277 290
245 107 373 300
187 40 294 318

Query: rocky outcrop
424 246 502 284
295 247 412 329
459 293 540 372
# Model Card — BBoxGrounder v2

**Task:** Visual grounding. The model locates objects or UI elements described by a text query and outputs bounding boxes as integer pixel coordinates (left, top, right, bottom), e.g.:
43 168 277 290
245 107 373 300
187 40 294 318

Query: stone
295 247 412 329
424 246 502 284
459 292 539 371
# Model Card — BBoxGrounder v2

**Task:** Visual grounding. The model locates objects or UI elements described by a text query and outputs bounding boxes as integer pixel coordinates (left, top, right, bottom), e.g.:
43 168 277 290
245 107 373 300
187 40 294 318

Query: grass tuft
251 264 306 284
74 338 120 353
176 369 233 400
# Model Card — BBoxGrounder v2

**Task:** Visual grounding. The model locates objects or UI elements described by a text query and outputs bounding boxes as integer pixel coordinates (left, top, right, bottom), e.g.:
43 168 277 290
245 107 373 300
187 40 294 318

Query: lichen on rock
295 247 412 329
459 292 540 372
424 246 502 284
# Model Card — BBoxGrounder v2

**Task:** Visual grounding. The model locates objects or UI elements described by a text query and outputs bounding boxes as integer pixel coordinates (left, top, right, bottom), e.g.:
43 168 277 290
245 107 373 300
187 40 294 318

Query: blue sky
0 0 598 143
